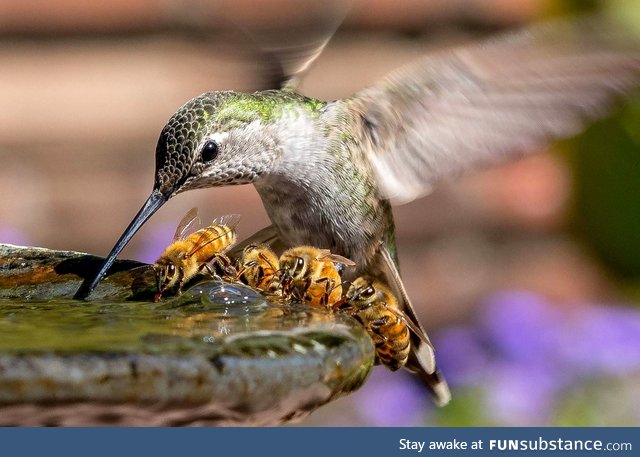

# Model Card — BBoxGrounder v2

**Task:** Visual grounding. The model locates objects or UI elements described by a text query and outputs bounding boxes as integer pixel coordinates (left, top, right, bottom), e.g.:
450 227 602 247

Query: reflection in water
0 279 358 355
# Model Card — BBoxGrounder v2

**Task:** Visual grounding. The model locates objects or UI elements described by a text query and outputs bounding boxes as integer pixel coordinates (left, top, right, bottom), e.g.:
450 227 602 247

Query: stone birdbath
0 243 375 426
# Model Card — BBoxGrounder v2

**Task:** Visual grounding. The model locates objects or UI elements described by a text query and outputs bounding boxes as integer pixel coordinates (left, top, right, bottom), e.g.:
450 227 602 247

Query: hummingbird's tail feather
378 246 451 407
405 359 452 408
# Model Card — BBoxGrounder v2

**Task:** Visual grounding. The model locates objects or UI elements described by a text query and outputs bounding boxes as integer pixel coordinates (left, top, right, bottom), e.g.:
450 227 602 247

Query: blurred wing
170 1 351 90
174 207 200 241
234 0 352 89
378 246 451 406
352 16 640 204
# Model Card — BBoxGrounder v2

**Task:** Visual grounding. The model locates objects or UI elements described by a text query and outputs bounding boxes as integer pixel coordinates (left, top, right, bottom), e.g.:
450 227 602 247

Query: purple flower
432 290 640 425
558 304 640 376
483 361 558 425
354 368 431 426
478 291 563 364
434 326 489 388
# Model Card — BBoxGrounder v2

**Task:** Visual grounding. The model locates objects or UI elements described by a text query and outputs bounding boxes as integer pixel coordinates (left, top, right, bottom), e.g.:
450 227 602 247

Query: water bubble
165 280 269 315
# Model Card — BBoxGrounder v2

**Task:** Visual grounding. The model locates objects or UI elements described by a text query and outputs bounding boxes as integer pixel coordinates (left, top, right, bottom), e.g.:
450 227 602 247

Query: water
0 280 358 354
0 279 376 425
162 280 270 314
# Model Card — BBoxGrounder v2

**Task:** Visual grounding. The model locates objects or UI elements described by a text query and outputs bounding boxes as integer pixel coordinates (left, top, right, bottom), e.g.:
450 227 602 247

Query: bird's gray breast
254 142 386 269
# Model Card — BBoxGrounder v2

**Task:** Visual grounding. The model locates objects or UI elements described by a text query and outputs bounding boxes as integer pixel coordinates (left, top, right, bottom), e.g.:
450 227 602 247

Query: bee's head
154 259 183 296
281 254 310 282
346 277 376 306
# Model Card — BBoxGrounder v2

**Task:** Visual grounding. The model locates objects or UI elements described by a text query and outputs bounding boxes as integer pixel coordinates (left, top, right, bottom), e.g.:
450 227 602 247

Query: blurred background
1 0 640 425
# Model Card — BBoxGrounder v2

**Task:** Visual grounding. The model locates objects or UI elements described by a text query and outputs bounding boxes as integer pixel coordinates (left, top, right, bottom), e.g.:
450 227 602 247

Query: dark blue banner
0 427 636 457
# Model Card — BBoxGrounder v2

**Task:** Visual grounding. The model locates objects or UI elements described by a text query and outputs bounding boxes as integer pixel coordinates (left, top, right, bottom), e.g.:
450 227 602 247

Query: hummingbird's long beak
73 189 167 300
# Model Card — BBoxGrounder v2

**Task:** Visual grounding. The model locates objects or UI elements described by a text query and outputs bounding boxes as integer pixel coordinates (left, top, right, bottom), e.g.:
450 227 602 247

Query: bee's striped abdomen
186 224 236 260
372 308 411 370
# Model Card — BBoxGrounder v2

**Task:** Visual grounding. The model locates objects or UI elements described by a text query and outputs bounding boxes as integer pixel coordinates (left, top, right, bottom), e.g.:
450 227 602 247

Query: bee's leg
338 280 352 295
212 254 238 280
264 274 280 292
201 263 217 278
322 279 333 308
259 252 274 266
246 265 267 289
257 253 279 284
331 280 354 310
234 262 251 281
279 273 289 297
235 260 258 283
222 254 237 277
199 255 226 280
313 277 333 308
293 278 311 303
200 257 219 279
175 267 186 295
277 269 288 293
327 279 346 298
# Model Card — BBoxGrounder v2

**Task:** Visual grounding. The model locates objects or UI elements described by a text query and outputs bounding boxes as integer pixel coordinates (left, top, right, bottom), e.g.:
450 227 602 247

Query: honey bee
154 208 240 300
235 244 281 293
338 276 432 371
279 246 355 308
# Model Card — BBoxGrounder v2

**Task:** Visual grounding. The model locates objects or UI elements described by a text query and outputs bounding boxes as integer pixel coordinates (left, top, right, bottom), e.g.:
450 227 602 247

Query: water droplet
166 280 269 315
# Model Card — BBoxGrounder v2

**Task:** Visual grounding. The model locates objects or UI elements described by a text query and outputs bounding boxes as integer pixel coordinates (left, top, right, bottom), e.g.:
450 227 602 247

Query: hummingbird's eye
201 140 219 162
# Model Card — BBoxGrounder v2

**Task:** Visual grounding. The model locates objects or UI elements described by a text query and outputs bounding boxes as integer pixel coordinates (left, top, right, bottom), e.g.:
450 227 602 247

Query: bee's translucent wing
386 306 432 349
211 213 242 231
174 207 200 241
352 16 640 204
317 252 356 267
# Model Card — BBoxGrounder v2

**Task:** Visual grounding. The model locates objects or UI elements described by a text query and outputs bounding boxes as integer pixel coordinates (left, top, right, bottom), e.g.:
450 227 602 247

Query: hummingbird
75 17 640 407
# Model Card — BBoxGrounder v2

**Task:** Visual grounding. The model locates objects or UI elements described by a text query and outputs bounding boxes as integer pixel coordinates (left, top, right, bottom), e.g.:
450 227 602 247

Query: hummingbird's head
154 91 285 198
74 90 312 300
